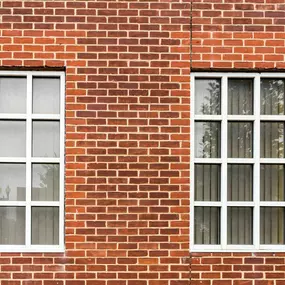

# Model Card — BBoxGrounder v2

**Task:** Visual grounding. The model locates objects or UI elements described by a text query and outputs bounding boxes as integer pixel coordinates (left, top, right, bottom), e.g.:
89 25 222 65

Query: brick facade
0 0 284 284
0 1 190 284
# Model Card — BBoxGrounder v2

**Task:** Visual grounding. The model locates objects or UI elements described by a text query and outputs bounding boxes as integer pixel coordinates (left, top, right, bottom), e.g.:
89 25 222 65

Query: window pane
0 207 25 245
0 121 26 157
195 164 220 201
32 207 59 245
228 164 253 201
0 164 25 201
0 77 26 114
33 77 60 114
195 79 221 115
260 122 284 158
195 122 221 158
32 164 59 201
228 122 253 158
261 165 285 201
261 79 285 115
33 121 60 157
194 207 220 244
260 207 285 244
228 79 253 115
227 207 253 245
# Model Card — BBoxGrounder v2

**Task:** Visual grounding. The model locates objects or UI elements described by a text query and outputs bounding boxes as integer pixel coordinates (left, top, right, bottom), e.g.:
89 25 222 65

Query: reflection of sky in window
33 78 60 114
33 121 60 158
0 77 27 113
0 122 26 157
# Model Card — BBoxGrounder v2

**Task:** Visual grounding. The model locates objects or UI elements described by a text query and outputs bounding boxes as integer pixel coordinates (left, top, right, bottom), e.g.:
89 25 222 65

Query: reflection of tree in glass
38 164 59 201
199 122 220 158
228 122 252 158
261 79 284 115
197 80 221 158
261 80 284 160
200 80 221 115
0 186 11 201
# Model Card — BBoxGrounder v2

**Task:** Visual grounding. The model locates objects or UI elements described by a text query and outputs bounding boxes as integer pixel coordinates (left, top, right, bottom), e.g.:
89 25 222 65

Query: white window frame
0 70 65 252
191 72 285 252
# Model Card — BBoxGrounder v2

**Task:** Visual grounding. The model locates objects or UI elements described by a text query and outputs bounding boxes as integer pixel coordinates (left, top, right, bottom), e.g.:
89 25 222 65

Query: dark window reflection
228 79 253 115
195 207 220 245
261 79 285 115
195 164 220 201
228 122 253 158
260 122 284 158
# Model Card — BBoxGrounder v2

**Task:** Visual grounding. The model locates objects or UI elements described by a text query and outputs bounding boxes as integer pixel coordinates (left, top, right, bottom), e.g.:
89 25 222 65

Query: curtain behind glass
194 207 220 244
0 207 25 245
260 207 285 244
32 207 59 245
261 79 285 115
228 79 253 115
195 164 220 201
228 207 253 244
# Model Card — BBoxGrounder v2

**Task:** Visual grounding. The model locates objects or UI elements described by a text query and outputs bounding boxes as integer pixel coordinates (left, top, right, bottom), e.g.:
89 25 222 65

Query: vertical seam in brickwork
190 0 193 71
189 251 192 285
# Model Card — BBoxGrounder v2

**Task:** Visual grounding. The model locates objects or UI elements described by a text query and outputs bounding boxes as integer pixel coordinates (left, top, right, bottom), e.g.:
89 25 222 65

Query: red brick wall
191 0 285 285
0 1 190 284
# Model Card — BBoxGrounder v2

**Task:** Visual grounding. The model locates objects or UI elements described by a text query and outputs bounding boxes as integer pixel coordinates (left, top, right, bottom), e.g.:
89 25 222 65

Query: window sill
191 245 285 252
0 245 65 253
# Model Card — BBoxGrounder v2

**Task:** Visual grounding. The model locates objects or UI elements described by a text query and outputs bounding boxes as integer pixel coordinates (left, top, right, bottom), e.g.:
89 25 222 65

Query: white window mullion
25 74 32 247
221 75 228 249
253 75 261 250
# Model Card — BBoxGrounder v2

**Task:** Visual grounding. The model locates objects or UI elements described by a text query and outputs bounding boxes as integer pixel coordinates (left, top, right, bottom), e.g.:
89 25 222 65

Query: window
0 71 65 252
191 73 285 251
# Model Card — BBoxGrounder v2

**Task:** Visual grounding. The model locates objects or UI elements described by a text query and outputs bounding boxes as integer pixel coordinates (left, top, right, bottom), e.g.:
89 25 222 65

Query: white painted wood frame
190 72 285 252
0 71 65 252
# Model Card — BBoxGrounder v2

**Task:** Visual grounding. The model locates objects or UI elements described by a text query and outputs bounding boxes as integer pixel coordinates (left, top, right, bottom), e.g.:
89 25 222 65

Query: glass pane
261 79 285 115
228 79 253 115
228 164 253 201
195 79 221 115
194 207 220 244
0 121 26 157
195 164 220 201
260 122 284 158
0 77 26 113
260 207 285 244
33 121 60 157
261 165 285 201
33 77 60 114
32 164 59 201
195 122 221 158
228 122 253 158
0 207 25 245
32 207 59 245
0 164 25 201
227 207 253 245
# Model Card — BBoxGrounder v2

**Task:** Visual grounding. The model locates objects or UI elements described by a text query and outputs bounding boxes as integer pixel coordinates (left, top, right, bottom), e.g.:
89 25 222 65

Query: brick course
0 0 190 284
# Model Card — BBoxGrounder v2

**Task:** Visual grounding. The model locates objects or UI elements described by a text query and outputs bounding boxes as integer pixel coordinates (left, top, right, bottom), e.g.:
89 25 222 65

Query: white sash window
191 73 285 251
0 71 65 252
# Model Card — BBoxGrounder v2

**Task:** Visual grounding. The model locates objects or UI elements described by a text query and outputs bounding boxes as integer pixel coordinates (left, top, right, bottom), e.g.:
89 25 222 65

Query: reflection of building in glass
17 187 25 201
0 186 15 201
